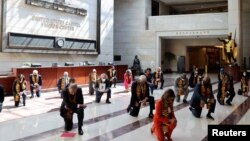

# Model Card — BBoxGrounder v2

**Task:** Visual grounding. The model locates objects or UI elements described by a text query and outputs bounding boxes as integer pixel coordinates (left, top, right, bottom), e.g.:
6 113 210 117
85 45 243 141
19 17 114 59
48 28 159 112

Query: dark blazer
107 69 117 79
0 85 4 103
130 81 150 107
60 87 84 112
29 74 43 86
190 84 212 109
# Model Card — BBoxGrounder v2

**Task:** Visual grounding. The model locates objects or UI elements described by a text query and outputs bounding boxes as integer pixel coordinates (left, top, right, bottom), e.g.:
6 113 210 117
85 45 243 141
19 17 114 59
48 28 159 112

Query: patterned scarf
32 75 39 84
66 92 76 119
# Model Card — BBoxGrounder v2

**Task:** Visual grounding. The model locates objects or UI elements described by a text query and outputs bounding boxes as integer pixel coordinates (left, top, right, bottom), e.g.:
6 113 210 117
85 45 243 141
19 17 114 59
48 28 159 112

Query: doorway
187 46 221 73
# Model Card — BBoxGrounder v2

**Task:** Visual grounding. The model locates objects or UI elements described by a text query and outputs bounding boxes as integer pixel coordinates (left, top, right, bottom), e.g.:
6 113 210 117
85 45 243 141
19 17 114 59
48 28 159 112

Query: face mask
102 79 106 82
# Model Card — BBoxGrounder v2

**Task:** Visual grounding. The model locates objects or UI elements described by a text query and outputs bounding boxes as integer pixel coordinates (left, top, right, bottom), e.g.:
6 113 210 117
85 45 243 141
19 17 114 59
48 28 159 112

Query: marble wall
0 0 114 73
114 0 157 70
242 0 250 68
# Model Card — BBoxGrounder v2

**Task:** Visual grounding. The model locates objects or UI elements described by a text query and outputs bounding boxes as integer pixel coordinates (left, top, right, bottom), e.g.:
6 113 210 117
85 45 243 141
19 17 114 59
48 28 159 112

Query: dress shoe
206 114 214 120
78 128 84 135
148 113 154 118
106 100 111 104
183 99 188 103
226 100 232 106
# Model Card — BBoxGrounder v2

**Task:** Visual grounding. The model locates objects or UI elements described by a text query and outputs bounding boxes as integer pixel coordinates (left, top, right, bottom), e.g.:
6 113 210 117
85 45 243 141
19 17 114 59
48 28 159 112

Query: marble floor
0 73 249 141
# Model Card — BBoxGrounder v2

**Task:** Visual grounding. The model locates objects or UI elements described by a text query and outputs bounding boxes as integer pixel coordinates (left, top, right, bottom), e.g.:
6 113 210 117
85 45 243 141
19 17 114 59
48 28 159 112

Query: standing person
57 72 70 97
124 69 133 92
12 74 27 107
60 83 86 135
174 73 189 103
127 75 155 118
145 68 155 95
0 85 4 113
153 67 164 89
151 89 177 141
95 73 112 104
107 65 117 88
89 69 98 95
189 76 216 120
29 70 42 98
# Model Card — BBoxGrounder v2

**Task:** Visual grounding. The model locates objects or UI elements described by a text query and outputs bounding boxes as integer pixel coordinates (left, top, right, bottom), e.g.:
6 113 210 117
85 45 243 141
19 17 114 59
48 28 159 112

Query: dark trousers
30 87 41 97
154 79 164 89
129 96 155 117
190 101 216 118
64 108 84 131
149 84 155 94
95 89 111 102
217 91 235 104
89 82 96 95
14 94 26 107
110 78 117 87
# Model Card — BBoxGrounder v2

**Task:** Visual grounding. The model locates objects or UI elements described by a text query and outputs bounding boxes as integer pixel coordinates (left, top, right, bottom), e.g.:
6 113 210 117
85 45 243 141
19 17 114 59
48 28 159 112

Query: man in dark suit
29 70 42 98
95 73 111 104
60 83 86 135
0 85 4 112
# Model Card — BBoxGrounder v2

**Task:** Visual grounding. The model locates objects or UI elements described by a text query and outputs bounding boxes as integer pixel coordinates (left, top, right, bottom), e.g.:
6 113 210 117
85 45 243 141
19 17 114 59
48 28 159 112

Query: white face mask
102 79 106 82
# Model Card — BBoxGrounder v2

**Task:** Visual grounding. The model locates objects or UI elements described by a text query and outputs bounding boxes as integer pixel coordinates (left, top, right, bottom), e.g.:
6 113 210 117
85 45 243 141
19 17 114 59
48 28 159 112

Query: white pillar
228 0 242 65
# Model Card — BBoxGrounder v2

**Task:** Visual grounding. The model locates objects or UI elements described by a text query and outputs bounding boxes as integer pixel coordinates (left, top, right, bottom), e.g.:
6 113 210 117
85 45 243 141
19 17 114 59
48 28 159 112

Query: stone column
228 0 242 65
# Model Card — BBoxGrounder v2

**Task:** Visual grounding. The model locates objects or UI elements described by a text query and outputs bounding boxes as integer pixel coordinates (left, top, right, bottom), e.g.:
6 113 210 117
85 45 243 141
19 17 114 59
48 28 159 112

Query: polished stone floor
0 73 249 141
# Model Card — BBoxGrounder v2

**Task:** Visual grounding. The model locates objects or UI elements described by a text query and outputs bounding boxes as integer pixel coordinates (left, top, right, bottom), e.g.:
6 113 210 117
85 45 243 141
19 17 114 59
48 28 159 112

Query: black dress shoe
78 128 84 135
206 114 214 120
183 99 188 103
226 100 232 106
106 101 111 104
148 113 154 118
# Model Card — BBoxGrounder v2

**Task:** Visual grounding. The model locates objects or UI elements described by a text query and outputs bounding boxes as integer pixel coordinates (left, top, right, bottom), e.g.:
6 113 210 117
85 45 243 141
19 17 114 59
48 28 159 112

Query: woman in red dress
151 89 177 141
124 69 133 92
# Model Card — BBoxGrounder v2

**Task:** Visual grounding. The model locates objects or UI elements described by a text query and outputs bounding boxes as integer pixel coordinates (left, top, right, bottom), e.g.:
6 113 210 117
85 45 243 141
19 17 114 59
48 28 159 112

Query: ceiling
157 0 228 14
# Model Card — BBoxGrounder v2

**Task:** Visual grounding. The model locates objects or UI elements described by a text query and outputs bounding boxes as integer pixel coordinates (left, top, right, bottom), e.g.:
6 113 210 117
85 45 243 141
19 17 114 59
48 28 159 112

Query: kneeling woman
13 74 27 107
151 89 177 141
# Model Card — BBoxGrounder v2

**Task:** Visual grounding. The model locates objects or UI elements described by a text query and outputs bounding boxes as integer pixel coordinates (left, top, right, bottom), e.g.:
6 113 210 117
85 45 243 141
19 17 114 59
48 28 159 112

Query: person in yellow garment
218 32 237 64
57 72 70 98
12 74 27 107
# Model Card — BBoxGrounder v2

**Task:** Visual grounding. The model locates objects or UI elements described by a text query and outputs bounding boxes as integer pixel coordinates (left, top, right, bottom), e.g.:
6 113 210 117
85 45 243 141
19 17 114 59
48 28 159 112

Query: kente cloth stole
136 81 147 99
32 75 39 84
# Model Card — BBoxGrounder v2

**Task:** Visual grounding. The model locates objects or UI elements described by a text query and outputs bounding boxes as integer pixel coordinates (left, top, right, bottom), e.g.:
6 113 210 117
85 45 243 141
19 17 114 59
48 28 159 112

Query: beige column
228 0 242 65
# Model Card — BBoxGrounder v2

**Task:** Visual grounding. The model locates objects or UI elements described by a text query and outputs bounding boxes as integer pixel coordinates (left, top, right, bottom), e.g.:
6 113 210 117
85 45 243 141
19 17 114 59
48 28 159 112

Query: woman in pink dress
124 69 133 92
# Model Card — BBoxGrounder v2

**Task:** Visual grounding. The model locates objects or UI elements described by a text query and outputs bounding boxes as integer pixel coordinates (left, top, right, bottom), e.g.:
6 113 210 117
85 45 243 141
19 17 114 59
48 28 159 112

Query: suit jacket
0 85 4 103
29 74 42 87
190 84 213 109
60 87 84 112
57 77 70 91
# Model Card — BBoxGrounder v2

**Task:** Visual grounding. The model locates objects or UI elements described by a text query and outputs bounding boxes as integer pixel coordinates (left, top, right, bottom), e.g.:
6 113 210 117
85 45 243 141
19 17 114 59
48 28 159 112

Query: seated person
174 73 189 103
12 74 27 107
153 67 164 89
151 89 177 141
95 73 111 104
60 83 86 135
127 75 155 118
